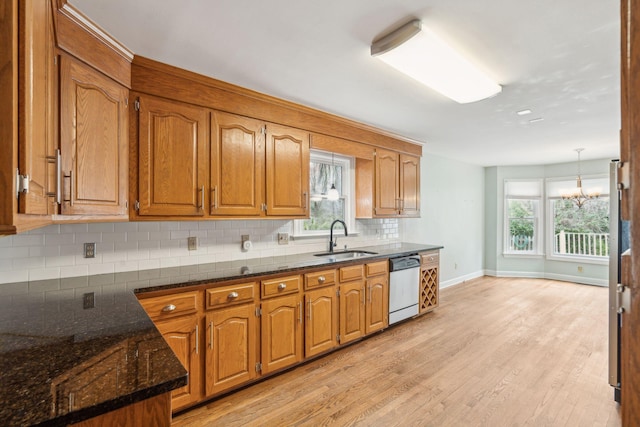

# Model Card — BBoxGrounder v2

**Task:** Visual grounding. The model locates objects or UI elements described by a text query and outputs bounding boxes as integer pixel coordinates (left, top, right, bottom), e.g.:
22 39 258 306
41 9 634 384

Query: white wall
0 219 399 286
403 154 485 287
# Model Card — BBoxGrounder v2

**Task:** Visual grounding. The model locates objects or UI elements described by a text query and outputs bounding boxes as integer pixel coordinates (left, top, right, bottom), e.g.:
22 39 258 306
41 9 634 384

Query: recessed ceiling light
517 109 532 115
528 117 544 123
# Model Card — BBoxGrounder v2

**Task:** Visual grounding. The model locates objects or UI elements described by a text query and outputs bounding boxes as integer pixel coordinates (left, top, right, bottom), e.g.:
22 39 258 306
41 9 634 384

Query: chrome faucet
328 219 348 253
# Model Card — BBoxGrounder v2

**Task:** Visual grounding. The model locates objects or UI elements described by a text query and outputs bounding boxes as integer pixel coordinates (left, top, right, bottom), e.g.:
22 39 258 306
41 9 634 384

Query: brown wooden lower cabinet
70 392 171 427
365 273 389 334
339 279 366 345
137 255 440 414
261 293 303 374
153 317 202 410
304 286 339 358
205 303 259 396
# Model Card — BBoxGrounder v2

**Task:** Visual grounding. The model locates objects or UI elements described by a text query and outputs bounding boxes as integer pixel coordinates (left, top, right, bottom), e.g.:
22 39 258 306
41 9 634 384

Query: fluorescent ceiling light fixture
371 19 501 103
528 117 544 123
517 109 532 115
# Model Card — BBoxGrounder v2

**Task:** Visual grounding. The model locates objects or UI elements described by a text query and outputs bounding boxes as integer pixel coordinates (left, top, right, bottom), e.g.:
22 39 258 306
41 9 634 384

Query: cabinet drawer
339 265 364 282
262 275 301 298
206 282 256 309
138 290 200 320
304 269 336 290
420 252 439 267
366 261 388 277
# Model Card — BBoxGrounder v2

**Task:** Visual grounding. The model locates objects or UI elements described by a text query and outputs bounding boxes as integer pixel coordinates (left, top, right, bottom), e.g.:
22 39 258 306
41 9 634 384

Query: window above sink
293 150 355 237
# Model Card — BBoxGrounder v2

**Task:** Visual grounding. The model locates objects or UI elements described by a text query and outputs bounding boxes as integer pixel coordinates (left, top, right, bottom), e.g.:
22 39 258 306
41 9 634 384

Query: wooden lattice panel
420 267 438 313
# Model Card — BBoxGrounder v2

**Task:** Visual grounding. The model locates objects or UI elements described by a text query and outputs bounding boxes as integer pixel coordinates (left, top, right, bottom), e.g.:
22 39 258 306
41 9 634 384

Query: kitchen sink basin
313 250 378 260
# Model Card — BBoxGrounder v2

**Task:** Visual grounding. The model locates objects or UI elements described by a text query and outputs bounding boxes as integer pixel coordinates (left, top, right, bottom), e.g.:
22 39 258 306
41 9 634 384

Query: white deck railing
554 231 609 257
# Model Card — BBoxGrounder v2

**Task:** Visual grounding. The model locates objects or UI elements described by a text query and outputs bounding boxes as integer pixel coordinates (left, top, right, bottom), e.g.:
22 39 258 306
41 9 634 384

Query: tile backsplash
0 219 400 285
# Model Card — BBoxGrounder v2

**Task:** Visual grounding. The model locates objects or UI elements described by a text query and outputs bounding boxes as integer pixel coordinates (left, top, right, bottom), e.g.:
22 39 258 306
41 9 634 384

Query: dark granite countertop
0 242 441 426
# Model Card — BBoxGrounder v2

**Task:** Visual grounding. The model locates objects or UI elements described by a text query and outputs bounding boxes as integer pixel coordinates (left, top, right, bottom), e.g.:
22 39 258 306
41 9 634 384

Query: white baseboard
440 270 485 289
483 270 607 287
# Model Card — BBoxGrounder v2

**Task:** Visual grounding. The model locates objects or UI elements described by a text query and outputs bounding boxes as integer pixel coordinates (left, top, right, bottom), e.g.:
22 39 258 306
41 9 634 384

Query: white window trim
293 150 355 238
503 179 544 256
545 174 610 265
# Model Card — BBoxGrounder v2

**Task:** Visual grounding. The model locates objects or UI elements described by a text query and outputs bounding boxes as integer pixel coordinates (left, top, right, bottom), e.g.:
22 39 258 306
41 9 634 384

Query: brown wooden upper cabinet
134 106 309 219
2 0 131 235
59 54 129 216
136 95 208 217
210 112 265 216
374 148 420 217
265 123 310 217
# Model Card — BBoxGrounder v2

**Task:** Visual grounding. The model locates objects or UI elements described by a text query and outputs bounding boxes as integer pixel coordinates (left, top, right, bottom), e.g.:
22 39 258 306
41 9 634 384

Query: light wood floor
173 277 621 427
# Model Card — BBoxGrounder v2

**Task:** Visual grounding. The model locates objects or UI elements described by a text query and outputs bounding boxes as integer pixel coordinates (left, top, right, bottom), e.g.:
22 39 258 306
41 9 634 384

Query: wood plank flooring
172 277 621 426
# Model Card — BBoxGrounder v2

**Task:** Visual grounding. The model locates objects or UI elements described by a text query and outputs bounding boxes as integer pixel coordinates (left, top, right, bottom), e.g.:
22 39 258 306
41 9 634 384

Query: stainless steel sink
313 250 378 260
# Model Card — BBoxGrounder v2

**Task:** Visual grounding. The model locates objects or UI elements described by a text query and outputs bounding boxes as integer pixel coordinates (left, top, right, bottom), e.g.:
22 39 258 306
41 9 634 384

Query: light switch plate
187 236 197 251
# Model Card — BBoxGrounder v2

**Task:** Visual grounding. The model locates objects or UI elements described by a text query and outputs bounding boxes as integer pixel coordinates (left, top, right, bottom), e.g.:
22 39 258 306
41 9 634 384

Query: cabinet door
205 304 258 396
339 280 366 345
366 274 389 334
374 148 400 216
261 294 303 374
155 317 202 411
210 111 265 216
400 154 420 217
137 95 208 216
18 0 57 215
265 123 309 217
59 55 128 216
305 286 338 358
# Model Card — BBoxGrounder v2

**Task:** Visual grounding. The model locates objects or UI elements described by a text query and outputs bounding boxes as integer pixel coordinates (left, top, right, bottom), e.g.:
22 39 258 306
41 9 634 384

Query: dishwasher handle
389 256 421 272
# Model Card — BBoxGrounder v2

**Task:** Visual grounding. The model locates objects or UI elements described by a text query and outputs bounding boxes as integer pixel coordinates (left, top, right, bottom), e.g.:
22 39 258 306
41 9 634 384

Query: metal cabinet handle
303 192 308 210
63 170 74 205
195 324 199 355
298 302 302 324
318 276 325 284
278 283 287 290
161 304 176 312
368 285 372 303
209 321 213 349
197 185 204 209
45 149 62 204
228 291 239 299
211 186 218 210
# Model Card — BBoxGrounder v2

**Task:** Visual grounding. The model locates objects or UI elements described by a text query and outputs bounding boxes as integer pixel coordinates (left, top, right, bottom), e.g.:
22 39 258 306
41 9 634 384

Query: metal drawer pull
318 276 325 284
161 304 176 312
228 291 239 299
278 283 287 290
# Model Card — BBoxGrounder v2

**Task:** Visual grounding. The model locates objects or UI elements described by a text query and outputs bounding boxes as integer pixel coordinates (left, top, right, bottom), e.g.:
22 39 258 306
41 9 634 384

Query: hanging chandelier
560 148 600 208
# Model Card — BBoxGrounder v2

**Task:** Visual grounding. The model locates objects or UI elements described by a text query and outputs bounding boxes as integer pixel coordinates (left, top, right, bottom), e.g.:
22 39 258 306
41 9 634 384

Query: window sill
292 231 360 240
546 254 609 265
502 252 545 259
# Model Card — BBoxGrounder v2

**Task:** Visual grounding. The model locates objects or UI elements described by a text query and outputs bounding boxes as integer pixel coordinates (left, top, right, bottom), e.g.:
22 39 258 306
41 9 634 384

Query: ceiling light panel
371 19 502 104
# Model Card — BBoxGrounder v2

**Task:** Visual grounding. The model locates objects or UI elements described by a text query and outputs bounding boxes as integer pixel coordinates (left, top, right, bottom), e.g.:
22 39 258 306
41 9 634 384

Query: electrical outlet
278 233 289 245
83 292 95 309
187 236 197 251
578 266 583 273
84 242 96 258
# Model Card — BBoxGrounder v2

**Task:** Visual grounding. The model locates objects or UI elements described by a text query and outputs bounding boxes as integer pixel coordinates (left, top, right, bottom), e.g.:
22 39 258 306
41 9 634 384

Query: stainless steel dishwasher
388 255 421 324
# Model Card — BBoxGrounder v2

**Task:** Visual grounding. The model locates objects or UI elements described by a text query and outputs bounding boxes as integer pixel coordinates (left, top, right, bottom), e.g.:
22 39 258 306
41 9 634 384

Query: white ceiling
70 0 620 167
